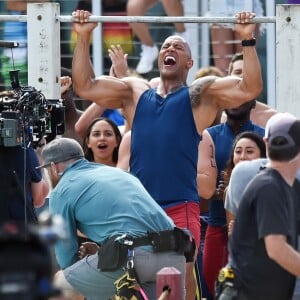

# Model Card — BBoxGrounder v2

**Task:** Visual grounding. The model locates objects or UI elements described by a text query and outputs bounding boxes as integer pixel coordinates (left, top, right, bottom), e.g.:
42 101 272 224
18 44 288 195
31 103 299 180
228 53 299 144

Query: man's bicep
79 76 132 108
197 131 217 173
197 131 217 198
204 76 255 109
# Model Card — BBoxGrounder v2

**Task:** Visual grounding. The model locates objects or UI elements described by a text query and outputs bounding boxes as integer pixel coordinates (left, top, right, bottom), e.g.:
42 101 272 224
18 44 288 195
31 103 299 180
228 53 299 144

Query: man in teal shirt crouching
37 138 191 300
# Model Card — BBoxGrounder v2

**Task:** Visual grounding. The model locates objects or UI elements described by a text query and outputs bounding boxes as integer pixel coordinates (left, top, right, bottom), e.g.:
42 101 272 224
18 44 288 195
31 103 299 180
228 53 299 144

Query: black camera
0 70 65 147
0 212 66 300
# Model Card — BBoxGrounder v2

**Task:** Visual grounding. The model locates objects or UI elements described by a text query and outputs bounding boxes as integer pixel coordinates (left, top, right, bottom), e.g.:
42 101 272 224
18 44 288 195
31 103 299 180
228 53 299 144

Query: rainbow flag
70 12 134 55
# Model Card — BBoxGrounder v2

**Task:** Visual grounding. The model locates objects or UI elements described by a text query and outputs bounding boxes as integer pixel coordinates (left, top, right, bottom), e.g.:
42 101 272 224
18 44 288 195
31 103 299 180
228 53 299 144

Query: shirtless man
71 10 262 300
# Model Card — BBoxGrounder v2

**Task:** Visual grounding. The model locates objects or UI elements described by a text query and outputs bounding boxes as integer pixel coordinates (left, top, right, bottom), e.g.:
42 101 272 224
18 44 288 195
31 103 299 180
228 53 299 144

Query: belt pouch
174 227 196 262
97 236 128 271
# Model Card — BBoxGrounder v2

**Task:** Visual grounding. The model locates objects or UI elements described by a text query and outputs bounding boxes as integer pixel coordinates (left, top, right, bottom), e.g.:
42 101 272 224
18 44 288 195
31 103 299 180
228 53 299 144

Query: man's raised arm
202 12 263 109
237 12 263 101
71 10 132 108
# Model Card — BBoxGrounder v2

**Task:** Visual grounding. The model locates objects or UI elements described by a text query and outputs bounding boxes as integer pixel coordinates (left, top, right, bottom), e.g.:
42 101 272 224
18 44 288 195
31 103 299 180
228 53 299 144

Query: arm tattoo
209 144 217 169
189 76 217 108
190 85 201 107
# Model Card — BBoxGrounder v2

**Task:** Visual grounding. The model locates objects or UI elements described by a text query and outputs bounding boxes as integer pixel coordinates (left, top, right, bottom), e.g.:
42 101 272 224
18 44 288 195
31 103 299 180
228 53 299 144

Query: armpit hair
190 76 217 108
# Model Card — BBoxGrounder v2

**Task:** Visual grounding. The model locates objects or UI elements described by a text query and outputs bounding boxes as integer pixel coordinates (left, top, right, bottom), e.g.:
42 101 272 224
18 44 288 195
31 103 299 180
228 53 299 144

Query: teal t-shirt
49 159 175 269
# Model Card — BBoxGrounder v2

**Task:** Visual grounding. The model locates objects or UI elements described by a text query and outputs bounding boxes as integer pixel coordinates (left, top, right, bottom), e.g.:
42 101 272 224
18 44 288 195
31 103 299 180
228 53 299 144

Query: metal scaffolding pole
57 15 276 24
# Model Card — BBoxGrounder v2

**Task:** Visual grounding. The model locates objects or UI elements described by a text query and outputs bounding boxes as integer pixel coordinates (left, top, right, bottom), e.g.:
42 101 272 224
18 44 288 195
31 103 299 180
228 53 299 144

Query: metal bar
200 0 210 68
58 15 276 24
27 3 61 99
91 0 103 78
276 4 300 117
0 14 276 24
266 0 276 109
184 0 200 85
0 15 27 22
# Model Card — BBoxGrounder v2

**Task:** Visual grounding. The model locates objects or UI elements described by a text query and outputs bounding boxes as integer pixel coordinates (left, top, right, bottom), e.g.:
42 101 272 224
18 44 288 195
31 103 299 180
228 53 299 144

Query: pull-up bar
58 15 276 24
0 15 276 24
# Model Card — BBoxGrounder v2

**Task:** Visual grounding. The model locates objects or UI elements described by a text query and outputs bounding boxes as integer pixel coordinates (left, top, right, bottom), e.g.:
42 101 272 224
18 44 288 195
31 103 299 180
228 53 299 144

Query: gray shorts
63 247 186 300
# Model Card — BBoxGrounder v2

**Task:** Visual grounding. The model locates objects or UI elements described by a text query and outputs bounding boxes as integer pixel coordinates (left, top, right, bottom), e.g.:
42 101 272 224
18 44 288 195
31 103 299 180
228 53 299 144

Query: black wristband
241 38 256 47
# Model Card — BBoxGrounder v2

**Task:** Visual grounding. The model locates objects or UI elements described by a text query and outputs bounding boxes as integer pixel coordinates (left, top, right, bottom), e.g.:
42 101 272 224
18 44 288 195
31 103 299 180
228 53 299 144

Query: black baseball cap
265 113 300 160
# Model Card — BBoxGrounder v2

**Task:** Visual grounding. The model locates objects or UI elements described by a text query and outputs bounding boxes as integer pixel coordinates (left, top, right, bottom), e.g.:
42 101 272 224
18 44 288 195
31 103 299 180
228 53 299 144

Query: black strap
131 229 177 251
116 228 195 262
130 235 152 248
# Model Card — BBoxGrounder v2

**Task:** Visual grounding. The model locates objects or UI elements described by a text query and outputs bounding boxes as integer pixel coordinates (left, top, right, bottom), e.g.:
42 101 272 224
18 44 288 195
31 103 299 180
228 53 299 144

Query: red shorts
165 202 200 249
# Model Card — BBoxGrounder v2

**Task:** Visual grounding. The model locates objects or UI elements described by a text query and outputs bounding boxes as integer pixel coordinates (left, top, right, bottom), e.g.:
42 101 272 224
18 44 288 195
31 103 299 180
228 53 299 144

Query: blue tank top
130 87 201 208
206 121 265 226
101 109 125 126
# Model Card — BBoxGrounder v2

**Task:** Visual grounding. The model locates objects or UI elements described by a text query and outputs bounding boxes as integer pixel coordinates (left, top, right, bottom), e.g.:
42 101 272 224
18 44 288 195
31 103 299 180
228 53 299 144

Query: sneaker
174 31 189 43
136 44 159 74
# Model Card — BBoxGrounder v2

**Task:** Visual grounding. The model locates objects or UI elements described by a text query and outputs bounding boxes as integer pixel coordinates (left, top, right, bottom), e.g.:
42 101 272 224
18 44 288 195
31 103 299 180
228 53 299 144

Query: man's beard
225 110 249 121
49 173 59 188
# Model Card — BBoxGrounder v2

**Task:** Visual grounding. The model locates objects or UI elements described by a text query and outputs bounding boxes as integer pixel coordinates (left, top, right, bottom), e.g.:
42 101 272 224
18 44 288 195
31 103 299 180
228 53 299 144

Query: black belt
97 229 179 271
131 229 178 252
131 227 196 262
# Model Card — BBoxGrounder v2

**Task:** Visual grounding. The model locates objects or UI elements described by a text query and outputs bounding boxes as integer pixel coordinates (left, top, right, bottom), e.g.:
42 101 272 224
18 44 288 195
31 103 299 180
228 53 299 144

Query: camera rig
0 40 65 148
0 69 65 147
